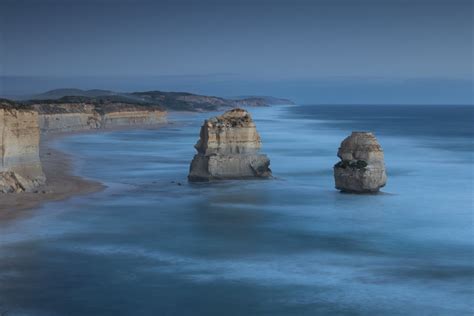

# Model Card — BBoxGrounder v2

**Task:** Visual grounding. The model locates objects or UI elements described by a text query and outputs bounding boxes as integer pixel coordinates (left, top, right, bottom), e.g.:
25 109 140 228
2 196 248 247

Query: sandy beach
0 122 174 220
0 134 105 220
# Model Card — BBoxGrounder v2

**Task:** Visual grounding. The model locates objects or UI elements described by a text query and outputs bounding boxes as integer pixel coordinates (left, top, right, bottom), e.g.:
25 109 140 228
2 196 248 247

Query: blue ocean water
0 105 473 315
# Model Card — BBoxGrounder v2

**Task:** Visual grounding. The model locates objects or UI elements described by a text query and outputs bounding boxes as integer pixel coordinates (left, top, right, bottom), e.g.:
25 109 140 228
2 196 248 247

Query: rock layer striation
334 132 387 193
188 108 272 181
33 102 167 133
0 103 46 193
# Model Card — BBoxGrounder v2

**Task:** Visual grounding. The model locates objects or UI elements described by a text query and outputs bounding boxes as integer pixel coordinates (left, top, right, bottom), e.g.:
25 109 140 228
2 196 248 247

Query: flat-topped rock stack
188 108 272 181
334 132 387 193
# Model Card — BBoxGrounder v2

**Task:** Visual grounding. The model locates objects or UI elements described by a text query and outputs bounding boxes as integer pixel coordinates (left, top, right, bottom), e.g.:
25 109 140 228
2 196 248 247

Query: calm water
1 105 473 315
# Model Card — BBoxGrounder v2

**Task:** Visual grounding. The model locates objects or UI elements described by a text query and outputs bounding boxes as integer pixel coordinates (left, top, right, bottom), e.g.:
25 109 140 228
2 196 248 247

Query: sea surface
0 105 473 315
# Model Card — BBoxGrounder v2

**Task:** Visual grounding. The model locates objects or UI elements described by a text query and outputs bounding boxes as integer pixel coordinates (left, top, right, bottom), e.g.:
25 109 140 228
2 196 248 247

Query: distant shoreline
0 123 170 221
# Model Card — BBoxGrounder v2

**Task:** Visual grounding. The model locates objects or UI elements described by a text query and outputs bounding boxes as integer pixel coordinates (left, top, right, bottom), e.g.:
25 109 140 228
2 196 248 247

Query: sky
0 0 473 104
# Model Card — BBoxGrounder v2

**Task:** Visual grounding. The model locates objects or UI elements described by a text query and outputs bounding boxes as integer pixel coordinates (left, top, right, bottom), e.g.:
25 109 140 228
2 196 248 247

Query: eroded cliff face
0 106 45 193
333 132 387 193
101 110 166 128
33 103 167 133
0 98 168 194
188 108 272 181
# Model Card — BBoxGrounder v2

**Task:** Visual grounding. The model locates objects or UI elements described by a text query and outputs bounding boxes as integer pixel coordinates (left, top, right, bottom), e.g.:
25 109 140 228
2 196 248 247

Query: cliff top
2 89 294 113
0 98 33 110
26 96 165 114
8 89 294 112
337 131 384 162
206 108 254 128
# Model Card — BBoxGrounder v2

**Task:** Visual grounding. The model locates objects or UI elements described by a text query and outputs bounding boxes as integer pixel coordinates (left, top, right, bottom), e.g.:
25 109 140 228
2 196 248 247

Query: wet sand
0 134 105 220
0 112 181 222
0 122 172 220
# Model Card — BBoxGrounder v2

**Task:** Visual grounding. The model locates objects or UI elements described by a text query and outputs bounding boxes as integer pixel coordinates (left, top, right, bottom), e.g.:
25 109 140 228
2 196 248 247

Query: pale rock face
38 112 101 132
0 108 46 193
101 110 166 128
188 108 272 181
36 104 167 133
333 132 387 193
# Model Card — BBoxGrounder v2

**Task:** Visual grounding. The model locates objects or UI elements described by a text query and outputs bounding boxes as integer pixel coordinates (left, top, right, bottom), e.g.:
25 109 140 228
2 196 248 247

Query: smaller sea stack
334 132 387 193
188 108 272 181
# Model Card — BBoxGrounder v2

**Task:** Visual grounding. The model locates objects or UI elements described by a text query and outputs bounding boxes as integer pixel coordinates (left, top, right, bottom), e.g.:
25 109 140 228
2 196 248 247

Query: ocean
0 104 473 315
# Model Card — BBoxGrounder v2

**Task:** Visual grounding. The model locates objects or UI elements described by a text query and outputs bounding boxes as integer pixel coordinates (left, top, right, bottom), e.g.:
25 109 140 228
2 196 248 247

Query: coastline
0 123 170 220
0 109 234 219
0 133 105 220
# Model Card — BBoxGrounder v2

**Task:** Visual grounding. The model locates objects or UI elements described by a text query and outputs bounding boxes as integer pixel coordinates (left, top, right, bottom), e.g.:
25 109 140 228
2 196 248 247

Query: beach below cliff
0 122 172 220
0 134 104 220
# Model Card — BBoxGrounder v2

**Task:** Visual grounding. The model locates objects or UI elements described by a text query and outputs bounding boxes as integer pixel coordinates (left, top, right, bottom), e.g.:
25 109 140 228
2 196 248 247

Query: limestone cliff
101 110 166 128
32 101 167 133
0 102 45 193
0 97 167 194
188 108 272 181
333 132 387 193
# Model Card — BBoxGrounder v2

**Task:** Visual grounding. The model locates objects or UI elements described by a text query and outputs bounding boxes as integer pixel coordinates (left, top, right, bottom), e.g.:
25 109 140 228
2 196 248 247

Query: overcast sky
0 0 472 103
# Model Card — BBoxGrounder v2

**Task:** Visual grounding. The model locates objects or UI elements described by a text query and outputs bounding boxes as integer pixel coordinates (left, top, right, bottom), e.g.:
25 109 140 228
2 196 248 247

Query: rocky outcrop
33 102 167 133
188 108 272 181
0 103 45 193
334 132 387 193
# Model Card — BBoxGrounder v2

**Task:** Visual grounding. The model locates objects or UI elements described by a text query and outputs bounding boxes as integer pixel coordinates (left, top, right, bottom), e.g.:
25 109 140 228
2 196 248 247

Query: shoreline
0 134 105 221
0 123 171 221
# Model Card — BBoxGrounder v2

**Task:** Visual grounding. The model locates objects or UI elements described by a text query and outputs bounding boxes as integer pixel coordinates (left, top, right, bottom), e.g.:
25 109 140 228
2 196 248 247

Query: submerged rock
188 108 272 181
334 132 387 193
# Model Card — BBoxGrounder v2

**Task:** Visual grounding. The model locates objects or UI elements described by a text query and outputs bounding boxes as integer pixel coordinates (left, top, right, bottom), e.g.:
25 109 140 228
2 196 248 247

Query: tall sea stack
334 132 387 193
188 108 272 181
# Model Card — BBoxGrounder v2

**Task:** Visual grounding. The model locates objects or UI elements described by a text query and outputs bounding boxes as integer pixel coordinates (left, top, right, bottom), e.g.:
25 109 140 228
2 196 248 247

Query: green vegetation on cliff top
2 89 294 112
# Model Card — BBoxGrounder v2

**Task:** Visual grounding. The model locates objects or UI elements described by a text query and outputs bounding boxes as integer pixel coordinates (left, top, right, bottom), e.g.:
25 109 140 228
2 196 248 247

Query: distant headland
9 88 295 111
